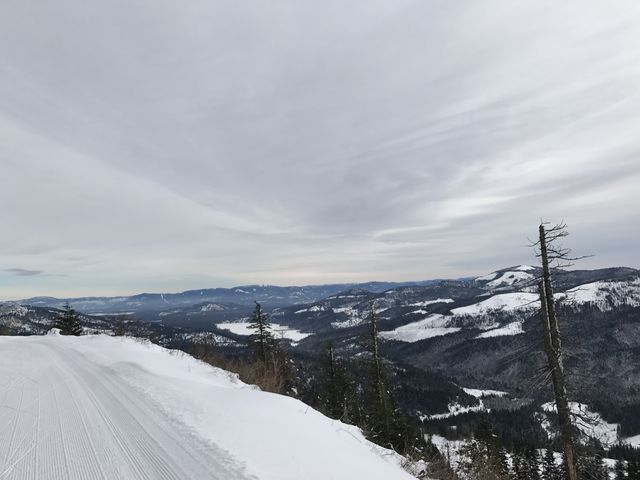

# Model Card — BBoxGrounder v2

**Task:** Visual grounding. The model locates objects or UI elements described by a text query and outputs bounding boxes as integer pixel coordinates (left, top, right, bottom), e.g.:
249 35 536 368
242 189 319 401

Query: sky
1 0 640 299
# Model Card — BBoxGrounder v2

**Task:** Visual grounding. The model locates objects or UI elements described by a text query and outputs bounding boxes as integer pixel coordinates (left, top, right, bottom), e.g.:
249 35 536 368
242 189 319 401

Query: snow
475 272 498 282
486 271 534 289
200 303 225 312
515 265 536 271
0 334 415 480
462 388 508 398
428 402 485 420
294 305 324 314
428 435 467 472
330 306 363 328
475 320 524 339
541 402 619 447
623 434 640 447
379 315 460 342
565 278 640 310
407 298 454 307
451 292 538 316
217 322 312 342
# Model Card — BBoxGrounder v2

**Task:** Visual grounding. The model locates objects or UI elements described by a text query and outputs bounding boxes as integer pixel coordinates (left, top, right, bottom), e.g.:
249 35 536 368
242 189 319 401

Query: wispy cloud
5 268 45 277
0 0 639 297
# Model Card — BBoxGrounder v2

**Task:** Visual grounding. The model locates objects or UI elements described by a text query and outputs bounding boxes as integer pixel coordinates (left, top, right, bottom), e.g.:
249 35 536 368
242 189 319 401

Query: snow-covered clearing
540 402 619 447
623 434 640 447
475 272 498 282
217 322 312 342
0 334 415 480
379 315 460 342
451 292 538 316
294 305 324 314
475 321 524 339
407 298 454 307
462 388 508 398
486 271 534 289
565 278 640 310
427 402 485 420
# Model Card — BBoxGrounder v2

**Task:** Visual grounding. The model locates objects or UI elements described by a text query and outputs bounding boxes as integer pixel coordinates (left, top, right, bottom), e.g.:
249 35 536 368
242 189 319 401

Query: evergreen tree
112 315 127 336
247 301 274 363
320 343 359 423
54 302 82 336
524 446 540 480
364 303 396 447
577 454 608 480
615 459 627 480
458 422 510 480
628 459 640 480
542 448 562 480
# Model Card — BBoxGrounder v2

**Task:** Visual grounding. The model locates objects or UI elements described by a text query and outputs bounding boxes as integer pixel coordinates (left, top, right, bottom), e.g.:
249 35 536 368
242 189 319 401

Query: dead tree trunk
538 224 578 480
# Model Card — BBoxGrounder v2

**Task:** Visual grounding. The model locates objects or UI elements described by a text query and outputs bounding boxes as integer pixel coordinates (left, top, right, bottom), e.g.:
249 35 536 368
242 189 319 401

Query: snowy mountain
5 265 640 442
9 281 440 318
0 333 416 480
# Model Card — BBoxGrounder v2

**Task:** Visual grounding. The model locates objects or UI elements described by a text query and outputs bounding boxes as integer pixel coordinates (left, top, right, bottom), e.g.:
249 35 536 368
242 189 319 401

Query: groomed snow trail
0 337 252 480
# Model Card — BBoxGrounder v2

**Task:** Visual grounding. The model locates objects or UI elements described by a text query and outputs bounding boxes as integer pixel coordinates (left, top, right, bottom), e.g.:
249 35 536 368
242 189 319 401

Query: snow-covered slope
379 315 461 342
540 402 619 447
566 278 640 310
0 334 415 480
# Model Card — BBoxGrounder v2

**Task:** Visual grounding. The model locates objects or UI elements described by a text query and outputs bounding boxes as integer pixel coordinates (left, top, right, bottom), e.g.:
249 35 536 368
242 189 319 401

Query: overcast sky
1 0 640 299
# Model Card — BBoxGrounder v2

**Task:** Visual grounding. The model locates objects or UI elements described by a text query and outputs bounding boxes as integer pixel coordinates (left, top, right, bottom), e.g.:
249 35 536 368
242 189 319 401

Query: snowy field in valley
216 322 311 342
0 333 415 480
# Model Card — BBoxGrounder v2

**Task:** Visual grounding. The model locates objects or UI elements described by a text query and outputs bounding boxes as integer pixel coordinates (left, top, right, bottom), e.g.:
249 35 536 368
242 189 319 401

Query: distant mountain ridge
6 279 445 315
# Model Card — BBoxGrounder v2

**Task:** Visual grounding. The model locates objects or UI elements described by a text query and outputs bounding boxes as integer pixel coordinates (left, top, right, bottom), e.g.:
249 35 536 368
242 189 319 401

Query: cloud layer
1 0 639 298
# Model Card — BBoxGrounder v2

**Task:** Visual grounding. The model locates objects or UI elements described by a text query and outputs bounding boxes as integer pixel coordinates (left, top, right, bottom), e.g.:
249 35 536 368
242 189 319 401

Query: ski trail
0 337 253 480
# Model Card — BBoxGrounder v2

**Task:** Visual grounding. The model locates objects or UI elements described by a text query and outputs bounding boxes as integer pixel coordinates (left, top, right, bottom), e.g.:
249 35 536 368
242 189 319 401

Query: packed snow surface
0 334 414 480
217 322 312 342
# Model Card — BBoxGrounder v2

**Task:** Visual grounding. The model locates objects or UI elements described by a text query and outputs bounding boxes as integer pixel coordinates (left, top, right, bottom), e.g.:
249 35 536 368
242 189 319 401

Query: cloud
0 0 639 297
5 268 45 277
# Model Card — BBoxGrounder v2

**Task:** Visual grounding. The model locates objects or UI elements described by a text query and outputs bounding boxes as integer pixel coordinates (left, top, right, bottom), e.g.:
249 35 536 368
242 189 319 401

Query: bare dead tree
532 221 583 480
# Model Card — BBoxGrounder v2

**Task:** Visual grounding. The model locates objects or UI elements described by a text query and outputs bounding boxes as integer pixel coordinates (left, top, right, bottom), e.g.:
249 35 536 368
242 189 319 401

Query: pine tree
247 301 274 363
578 453 608 480
113 315 127 336
627 459 640 480
54 302 83 336
320 343 359 423
516 446 540 480
458 423 509 480
542 448 562 480
364 302 396 447
615 459 627 480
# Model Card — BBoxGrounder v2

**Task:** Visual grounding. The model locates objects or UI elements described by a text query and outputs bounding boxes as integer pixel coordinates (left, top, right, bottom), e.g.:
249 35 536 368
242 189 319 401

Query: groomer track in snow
0 333 414 480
